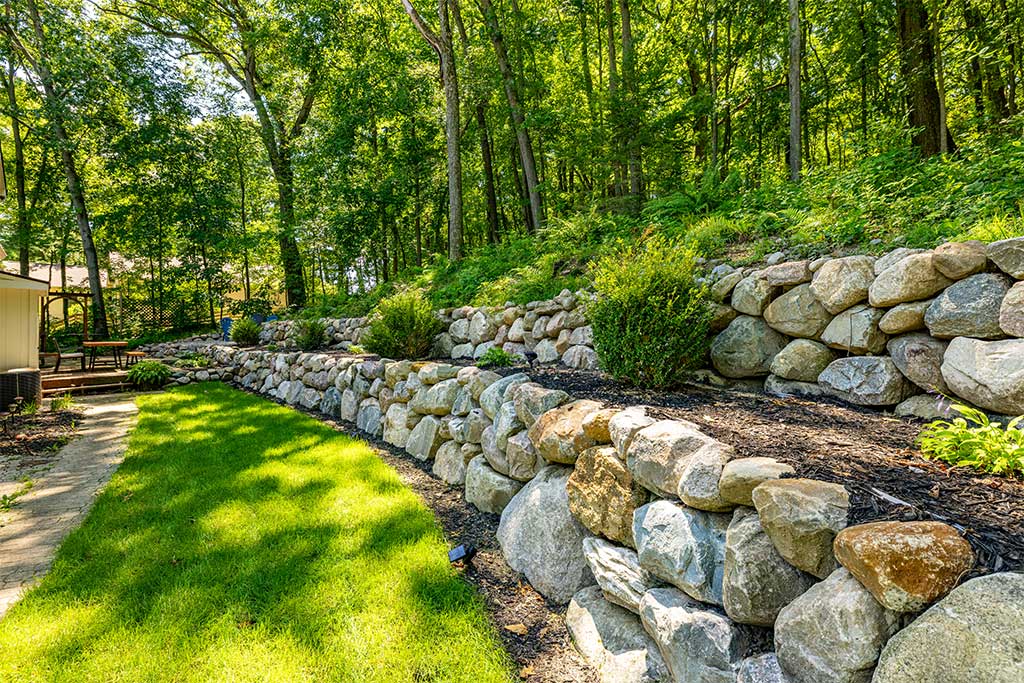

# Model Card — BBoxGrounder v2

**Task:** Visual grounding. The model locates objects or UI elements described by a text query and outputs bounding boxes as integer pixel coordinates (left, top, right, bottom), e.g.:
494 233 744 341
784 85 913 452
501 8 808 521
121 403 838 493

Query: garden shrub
230 317 261 346
476 347 519 368
588 236 712 388
918 403 1024 476
127 361 172 390
294 319 327 351
363 289 443 359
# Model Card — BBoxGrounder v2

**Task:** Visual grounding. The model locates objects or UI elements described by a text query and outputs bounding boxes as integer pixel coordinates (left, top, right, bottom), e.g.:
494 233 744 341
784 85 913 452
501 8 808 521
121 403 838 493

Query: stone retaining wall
179 343 1020 683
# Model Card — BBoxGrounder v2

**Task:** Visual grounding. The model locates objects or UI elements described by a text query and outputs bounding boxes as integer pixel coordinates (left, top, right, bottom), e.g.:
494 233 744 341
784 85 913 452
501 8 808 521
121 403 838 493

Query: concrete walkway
0 395 138 618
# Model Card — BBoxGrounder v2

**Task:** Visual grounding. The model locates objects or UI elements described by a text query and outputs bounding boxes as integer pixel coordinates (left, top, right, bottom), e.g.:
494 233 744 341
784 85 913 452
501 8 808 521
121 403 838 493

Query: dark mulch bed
0 408 81 468
504 365 1024 577
259 392 597 683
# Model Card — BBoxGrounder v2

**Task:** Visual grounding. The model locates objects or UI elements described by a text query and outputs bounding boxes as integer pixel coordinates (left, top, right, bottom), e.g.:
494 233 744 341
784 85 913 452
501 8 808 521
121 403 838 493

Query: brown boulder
528 399 604 464
567 446 649 547
833 521 975 613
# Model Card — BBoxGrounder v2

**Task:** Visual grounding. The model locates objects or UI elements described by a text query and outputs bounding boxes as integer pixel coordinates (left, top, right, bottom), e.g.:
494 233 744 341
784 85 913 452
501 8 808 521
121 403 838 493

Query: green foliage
174 353 209 368
127 360 172 389
918 403 1024 477
229 296 274 320
0 384 514 680
293 318 327 351
230 317 262 346
50 393 75 411
363 290 443 360
588 237 713 388
476 347 520 368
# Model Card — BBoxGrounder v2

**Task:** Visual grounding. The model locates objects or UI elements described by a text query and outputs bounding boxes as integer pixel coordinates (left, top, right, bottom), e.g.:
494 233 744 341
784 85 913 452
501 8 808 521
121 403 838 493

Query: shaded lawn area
0 384 514 682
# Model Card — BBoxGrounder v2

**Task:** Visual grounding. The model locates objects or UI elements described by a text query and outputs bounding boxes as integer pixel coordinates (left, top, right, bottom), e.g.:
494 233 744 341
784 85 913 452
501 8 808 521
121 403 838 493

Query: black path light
448 544 476 565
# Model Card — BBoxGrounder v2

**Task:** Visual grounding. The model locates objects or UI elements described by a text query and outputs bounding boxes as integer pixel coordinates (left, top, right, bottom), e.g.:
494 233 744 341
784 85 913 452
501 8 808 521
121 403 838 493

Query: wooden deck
41 368 130 397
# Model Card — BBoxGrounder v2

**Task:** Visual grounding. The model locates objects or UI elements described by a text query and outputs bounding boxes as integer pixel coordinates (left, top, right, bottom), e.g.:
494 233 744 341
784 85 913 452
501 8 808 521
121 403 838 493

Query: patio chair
51 335 86 372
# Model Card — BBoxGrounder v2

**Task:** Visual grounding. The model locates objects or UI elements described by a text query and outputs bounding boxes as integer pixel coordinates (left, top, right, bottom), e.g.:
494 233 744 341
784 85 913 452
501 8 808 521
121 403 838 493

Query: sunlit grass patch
0 383 513 683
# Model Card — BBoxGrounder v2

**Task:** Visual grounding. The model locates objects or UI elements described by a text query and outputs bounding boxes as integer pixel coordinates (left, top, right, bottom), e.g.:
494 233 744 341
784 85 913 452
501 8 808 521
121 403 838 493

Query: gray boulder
609 407 656 459
479 372 530 419
770 340 836 383
583 537 662 614
1000 281 1024 337
987 235 1024 278
514 382 570 427
775 568 899 683
566 586 670 683
887 333 949 393
432 440 477 485
924 273 1013 339
809 255 876 314
817 357 917 406
878 300 932 335
722 508 816 627
731 276 779 316
465 455 523 514
872 573 1024 683
627 419 735 499
497 465 596 603
406 415 444 460
941 337 1024 414
639 587 750 683
711 316 789 379
678 445 735 512
868 253 954 307
737 654 793 683
820 304 888 354
633 500 730 605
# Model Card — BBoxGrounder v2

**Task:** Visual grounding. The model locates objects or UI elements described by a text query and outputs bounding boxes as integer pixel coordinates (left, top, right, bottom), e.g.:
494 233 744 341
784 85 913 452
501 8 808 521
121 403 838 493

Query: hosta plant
918 403 1024 477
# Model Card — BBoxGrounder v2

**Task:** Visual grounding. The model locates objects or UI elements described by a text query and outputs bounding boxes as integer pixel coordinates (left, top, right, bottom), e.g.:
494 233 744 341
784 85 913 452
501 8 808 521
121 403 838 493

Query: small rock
770 340 836 383
809 255 876 314
878 300 932 335
737 654 793 683
719 457 795 507
761 260 812 286
731 277 779 316
820 304 888 354
609 407 656 459
986 235 1024 278
583 538 661 614
405 415 444 461
887 333 949 393
678 445 735 512
1000 281 1024 337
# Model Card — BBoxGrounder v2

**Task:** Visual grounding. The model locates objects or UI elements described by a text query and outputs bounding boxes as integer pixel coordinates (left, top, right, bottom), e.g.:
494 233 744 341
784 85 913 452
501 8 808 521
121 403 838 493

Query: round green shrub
127 360 172 390
588 237 712 388
363 289 443 359
294 319 327 351
231 317 262 346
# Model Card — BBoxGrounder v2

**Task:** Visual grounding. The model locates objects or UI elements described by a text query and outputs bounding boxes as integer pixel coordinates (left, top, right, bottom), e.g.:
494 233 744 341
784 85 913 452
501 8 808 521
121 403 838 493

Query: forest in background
1 0 1024 336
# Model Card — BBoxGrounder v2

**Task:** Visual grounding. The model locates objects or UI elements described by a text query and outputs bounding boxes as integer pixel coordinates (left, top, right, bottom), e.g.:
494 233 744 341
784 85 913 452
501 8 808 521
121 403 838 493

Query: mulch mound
512 365 1024 576
0 409 81 469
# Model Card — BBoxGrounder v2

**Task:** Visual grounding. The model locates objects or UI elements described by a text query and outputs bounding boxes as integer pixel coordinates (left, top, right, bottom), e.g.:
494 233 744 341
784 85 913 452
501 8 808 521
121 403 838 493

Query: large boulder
678 445 735 512
355 398 382 435
941 337 1024 414
1000 281 1024 337
761 260 812 286
817 357 917 407
468 309 497 345
479 373 530 418
723 508 816 627
497 465 596 603
583 537 662 614
932 240 988 280
711 316 789 379
987 235 1024 278
626 420 735 498
874 247 927 275
878 299 932 335
868 253 954 307
633 500 730 605
408 378 461 415
718 457 795 507
887 333 950 393
568 446 648 547
432 440 478 485
809 255 876 314
774 568 899 683
503 430 544 481
566 586 670 683
528 399 605 464
609 407 656 458
770 340 836 382
465 456 523 514
751 478 849 579
639 587 750 683
383 402 415 448
872 573 1024 682
763 284 833 339
924 273 1013 339
833 521 975 613
820 304 888 354
737 654 793 683
732 276 779 316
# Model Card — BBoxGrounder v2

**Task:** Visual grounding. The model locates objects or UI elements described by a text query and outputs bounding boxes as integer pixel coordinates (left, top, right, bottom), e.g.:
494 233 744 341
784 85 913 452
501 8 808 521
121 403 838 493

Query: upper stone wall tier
706 237 1024 418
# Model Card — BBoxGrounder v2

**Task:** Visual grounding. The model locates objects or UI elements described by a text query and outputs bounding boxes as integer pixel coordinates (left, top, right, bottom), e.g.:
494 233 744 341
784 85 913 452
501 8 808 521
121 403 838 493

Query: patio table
83 341 129 370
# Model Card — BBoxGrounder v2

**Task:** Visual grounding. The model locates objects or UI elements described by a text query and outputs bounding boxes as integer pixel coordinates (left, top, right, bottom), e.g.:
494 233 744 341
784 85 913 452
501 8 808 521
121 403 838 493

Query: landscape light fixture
448 544 476 564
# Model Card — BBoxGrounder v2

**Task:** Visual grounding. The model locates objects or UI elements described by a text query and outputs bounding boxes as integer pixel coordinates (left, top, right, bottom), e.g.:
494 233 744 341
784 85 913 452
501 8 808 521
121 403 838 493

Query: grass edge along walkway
0 383 514 682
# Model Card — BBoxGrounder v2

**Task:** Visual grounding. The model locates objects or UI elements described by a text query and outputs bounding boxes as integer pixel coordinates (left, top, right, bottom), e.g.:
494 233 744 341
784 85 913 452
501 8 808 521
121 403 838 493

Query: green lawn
0 384 513 682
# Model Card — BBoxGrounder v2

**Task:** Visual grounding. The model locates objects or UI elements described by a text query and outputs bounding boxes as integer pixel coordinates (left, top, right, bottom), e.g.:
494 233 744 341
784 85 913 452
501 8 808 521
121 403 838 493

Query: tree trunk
272 146 307 307
788 0 801 180
619 0 642 205
898 0 956 156
3 61 29 275
478 0 543 230
476 103 500 244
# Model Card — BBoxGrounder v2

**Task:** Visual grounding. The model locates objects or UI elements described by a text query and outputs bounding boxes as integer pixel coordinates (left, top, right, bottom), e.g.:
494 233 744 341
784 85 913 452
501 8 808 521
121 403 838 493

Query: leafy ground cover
0 384 513 682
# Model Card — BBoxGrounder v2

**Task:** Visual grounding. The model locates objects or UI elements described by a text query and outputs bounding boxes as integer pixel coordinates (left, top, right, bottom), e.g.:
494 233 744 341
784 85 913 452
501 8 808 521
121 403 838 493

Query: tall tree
897 0 955 156
788 0 802 180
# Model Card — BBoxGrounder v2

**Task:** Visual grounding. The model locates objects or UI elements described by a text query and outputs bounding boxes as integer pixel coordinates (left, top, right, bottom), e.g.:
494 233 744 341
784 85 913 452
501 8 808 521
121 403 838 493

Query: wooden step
43 382 130 397
42 371 129 391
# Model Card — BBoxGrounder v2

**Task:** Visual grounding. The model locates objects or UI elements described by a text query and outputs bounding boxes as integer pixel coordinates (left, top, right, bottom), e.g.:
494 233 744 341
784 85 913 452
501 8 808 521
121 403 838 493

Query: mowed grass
0 384 513 682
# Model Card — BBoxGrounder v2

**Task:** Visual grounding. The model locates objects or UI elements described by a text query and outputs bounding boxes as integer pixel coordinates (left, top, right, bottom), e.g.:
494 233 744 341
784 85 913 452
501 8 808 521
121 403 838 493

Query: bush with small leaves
919 403 1024 477
127 361 172 390
363 289 443 359
231 318 262 346
588 236 712 388
476 347 520 368
294 319 327 351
